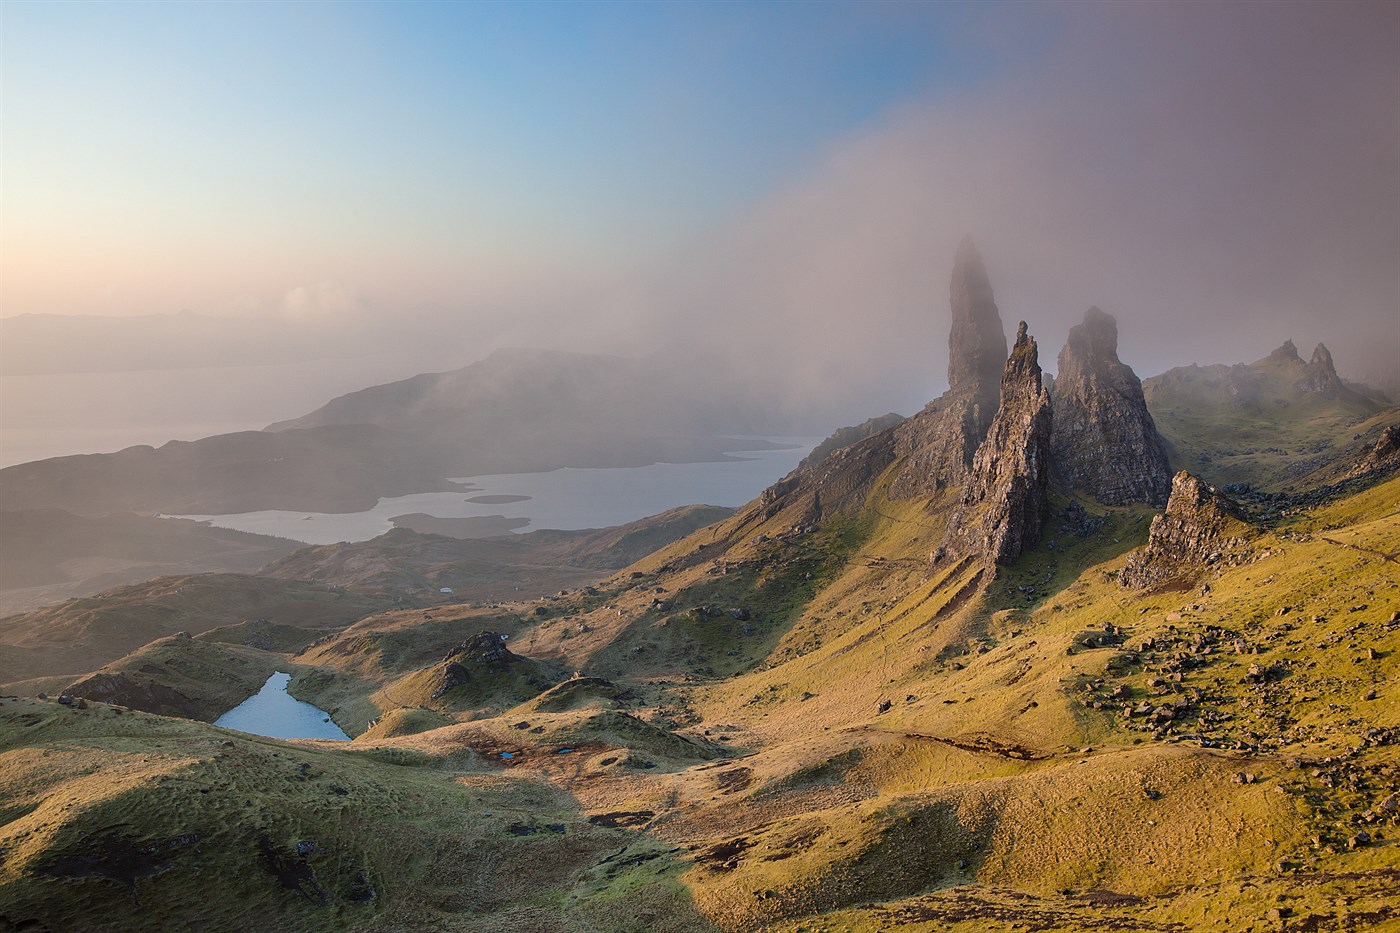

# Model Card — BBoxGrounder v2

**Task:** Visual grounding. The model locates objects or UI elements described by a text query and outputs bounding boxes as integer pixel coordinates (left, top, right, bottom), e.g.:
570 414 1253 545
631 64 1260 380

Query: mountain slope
3 246 1397 933
0 574 392 683
1143 341 1389 490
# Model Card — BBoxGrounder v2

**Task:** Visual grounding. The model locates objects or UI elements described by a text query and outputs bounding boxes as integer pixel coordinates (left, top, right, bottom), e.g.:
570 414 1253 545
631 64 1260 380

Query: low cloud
607 1 1400 421
282 280 366 321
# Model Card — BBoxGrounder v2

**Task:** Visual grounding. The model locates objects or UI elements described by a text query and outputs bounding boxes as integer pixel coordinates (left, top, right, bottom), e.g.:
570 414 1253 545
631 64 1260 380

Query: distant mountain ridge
0 348 794 516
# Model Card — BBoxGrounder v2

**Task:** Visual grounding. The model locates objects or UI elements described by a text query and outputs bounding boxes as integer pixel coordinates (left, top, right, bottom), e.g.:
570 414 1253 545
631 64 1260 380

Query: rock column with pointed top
1049 307 1172 506
943 322 1053 565
947 237 1010 404
890 238 1009 498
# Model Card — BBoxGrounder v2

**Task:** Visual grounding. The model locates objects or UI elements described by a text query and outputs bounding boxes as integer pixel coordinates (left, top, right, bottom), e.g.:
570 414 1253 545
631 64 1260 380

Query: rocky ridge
1298 342 1348 397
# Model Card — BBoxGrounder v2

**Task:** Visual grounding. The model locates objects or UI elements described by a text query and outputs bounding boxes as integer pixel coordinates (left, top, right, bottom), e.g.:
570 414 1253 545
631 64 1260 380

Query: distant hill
0 510 299 614
1143 339 1391 489
0 573 393 682
260 504 734 600
0 348 791 516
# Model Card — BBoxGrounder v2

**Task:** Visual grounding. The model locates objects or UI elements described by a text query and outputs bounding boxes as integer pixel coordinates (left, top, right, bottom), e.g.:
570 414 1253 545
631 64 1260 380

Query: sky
2 0 1398 424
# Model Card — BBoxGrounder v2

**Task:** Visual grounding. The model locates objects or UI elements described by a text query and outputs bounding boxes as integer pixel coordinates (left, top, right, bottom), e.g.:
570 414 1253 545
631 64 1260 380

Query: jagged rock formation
799 413 905 471
1120 472 1248 589
943 322 1053 565
754 240 1007 521
1298 343 1348 397
890 238 1008 498
1049 308 1172 506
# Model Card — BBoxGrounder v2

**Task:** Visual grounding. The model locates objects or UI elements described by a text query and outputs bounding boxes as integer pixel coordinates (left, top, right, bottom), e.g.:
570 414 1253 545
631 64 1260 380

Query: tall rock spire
947 237 1009 401
1049 307 1172 506
889 238 1009 500
943 322 1054 565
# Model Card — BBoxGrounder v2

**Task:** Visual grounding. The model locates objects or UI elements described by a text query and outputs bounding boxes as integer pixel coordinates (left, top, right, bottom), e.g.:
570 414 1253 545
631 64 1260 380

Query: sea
172 436 819 544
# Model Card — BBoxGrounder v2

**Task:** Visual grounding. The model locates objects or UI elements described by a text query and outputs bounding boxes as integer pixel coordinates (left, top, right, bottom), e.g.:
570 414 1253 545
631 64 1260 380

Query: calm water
214 672 350 741
173 437 818 544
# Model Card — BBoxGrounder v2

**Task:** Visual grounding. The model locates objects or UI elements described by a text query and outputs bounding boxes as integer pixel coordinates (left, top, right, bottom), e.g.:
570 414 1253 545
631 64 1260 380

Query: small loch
215 672 350 741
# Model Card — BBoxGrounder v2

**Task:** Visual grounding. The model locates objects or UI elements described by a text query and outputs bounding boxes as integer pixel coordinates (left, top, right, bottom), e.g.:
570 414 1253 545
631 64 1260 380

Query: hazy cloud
605 0 1400 420
282 280 366 321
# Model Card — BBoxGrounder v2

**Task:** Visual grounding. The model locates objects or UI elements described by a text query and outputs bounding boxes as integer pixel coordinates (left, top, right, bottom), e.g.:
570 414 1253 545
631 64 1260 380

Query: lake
172 436 818 544
214 672 350 741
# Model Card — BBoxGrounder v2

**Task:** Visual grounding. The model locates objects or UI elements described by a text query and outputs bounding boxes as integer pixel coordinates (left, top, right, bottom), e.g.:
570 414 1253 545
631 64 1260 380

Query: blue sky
2 0 1011 315
2 0 1395 404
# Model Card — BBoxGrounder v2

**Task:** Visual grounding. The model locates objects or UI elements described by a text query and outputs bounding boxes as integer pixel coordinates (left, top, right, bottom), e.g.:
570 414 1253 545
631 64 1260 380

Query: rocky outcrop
65 671 200 719
430 631 520 700
890 238 1008 499
1049 307 1172 506
1120 472 1248 589
943 322 1054 565
1298 343 1347 397
446 631 516 666
1350 424 1400 478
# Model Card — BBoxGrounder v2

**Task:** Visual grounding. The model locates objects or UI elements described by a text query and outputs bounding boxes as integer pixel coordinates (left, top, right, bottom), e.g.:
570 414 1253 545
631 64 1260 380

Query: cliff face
944 322 1054 565
1120 471 1247 589
890 238 1007 499
1049 307 1172 506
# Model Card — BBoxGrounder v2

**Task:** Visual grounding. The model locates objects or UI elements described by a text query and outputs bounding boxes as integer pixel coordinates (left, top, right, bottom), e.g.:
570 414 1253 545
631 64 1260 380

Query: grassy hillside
0 510 299 615
0 574 393 684
0 698 712 932
1143 355 1391 490
1 414 1396 930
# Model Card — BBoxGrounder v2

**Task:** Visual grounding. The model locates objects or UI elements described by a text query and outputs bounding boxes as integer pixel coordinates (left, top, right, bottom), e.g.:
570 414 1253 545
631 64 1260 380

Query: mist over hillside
2 2 1398 930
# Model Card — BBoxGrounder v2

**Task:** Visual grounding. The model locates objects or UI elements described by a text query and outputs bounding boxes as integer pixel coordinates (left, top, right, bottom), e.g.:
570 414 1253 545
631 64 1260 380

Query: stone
942 322 1053 565
1049 308 1172 506
1266 339 1301 363
1353 425 1400 477
947 237 1010 397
